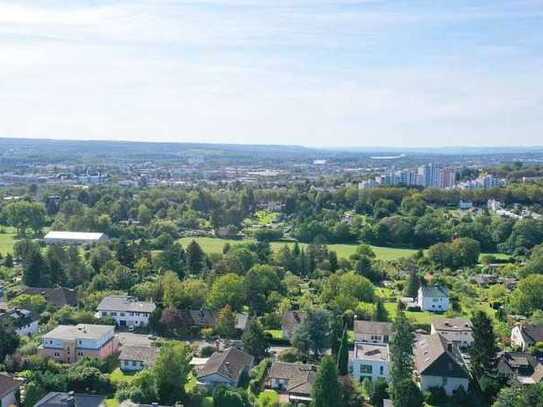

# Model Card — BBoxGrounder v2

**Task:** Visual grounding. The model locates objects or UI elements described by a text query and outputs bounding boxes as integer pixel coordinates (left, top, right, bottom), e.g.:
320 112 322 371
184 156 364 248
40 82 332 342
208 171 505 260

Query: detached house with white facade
418 286 449 312
414 334 469 396
97 295 156 328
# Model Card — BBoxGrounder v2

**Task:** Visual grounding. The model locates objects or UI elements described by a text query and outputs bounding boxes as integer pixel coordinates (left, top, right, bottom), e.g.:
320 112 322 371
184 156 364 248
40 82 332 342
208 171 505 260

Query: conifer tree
312 356 343 407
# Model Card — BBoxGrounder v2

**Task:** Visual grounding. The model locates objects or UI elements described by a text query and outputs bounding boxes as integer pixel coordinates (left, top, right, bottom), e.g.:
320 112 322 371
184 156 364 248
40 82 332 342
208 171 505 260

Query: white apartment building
97 296 156 328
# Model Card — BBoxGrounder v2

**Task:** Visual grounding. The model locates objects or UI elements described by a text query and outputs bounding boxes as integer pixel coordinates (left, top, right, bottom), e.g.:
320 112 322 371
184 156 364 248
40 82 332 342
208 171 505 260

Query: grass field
179 236 509 262
0 229 16 255
179 237 418 260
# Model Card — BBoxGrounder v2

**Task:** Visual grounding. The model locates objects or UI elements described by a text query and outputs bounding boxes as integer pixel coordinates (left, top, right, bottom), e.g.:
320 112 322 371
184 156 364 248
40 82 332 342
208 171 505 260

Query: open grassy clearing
179 237 417 260
0 228 16 255
179 237 509 262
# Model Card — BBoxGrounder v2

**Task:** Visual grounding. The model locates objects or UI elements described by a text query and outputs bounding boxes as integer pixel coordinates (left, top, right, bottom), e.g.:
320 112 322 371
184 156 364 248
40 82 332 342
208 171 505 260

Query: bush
425 386 448 405
200 345 217 357
278 348 298 363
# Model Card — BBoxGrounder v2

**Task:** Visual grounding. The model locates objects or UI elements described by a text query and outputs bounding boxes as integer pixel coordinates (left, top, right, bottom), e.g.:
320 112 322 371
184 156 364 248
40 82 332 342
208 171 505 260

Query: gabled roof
0 374 21 398
420 286 449 298
498 351 543 384
415 334 468 379
520 324 543 344
119 345 159 366
23 287 78 308
354 320 393 337
197 347 254 383
97 295 156 314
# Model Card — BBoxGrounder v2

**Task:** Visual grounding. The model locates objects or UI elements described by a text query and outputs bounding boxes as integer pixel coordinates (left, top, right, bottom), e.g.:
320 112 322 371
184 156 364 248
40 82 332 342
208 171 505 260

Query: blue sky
0 0 542 147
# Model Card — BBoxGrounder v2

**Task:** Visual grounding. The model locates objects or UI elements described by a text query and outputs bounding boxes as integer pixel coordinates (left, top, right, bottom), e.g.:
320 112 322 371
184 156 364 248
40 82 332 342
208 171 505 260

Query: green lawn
0 229 16 255
179 236 510 263
384 302 435 326
265 329 284 340
179 237 418 261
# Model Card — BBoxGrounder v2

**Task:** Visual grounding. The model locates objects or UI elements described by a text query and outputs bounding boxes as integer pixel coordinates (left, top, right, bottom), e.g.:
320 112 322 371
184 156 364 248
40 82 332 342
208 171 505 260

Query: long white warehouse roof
44 231 106 241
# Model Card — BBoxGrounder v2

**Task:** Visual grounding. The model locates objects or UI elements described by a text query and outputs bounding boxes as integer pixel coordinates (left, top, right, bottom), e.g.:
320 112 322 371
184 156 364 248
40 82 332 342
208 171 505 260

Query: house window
120 313 125 317
360 365 373 374
111 312 117 316
102 312 108 317
379 366 384 375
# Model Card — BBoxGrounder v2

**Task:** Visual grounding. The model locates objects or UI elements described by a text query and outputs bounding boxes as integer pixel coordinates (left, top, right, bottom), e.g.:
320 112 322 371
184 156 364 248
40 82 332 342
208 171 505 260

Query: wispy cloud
0 0 542 147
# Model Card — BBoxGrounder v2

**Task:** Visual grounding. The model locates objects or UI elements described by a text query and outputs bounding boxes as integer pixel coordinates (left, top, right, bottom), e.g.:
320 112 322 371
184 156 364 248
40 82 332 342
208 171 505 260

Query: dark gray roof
415 334 468 379
97 296 156 313
354 320 393 336
0 374 21 398
0 307 38 327
498 352 543 384
521 324 543 344
197 347 254 383
34 392 105 407
420 286 449 298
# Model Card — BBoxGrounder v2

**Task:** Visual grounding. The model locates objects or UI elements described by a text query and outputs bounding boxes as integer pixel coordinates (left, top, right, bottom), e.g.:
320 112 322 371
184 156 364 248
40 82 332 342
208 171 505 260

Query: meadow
179 237 509 262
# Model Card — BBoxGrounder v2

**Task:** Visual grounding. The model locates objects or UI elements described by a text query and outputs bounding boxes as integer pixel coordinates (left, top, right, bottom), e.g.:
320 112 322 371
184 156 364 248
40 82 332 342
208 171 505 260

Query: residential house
349 342 390 382
44 231 108 245
40 324 118 363
431 318 473 348
0 308 39 337
414 334 469 396
282 311 305 341
0 374 21 407
97 296 156 328
511 324 543 351
197 347 254 387
497 352 543 385
417 286 449 312
22 287 78 308
117 332 160 372
354 321 393 344
266 361 317 404
34 392 105 407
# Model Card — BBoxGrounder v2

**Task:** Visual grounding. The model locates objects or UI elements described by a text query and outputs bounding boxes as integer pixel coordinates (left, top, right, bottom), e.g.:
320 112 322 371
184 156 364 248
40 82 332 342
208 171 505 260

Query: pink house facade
40 324 118 364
